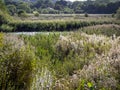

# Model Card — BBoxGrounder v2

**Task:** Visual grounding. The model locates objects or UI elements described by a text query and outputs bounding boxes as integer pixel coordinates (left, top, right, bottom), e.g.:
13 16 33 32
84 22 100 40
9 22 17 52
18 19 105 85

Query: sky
69 0 86 2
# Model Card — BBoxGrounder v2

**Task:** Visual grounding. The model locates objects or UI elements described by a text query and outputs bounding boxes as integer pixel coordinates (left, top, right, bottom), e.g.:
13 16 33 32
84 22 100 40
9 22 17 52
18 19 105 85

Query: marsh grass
0 24 120 89
81 24 120 37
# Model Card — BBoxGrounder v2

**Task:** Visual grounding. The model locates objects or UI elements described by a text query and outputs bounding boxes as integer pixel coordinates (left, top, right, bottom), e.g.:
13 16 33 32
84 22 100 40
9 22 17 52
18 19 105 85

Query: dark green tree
7 4 16 15
54 0 68 10
17 3 31 13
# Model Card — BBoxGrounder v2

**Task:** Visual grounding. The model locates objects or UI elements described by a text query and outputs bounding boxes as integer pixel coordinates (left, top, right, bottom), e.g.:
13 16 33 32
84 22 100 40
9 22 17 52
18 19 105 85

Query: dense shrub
0 34 36 90
0 7 12 25
0 24 14 32
7 20 115 32
85 13 88 17
33 11 39 17
0 10 8 24
18 10 27 18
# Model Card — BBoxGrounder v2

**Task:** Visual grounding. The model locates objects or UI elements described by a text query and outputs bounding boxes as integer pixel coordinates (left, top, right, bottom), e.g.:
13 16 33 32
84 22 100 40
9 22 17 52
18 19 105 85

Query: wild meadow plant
0 31 120 90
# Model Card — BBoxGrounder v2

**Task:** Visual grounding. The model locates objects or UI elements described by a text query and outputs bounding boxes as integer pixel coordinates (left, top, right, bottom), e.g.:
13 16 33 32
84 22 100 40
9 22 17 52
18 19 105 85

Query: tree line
3 0 120 15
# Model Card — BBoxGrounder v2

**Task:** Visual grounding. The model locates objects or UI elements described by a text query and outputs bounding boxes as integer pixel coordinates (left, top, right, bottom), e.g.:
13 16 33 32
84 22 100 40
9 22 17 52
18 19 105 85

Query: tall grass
0 24 120 89
80 24 120 37
7 20 116 32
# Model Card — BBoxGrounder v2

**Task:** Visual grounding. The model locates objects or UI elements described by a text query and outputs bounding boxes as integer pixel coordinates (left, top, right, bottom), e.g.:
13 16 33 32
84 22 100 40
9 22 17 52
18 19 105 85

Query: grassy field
16 14 112 20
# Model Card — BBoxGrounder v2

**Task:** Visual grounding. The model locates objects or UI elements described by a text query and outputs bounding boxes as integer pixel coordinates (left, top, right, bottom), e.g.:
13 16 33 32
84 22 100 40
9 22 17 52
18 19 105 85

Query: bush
85 13 88 17
0 24 14 32
0 7 11 25
18 10 27 18
0 34 36 90
112 13 115 17
33 11 39 17
0 11 7 24
0 0 13 24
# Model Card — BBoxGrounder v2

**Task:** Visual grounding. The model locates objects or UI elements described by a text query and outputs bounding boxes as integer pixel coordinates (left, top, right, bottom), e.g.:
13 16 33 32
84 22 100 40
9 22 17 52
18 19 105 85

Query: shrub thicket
6 20 114 32
0 34 36 90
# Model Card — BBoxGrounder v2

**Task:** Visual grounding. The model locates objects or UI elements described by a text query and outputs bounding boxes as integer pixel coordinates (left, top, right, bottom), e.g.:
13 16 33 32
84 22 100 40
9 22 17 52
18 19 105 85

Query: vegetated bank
80 24 120 37
1 18 120 32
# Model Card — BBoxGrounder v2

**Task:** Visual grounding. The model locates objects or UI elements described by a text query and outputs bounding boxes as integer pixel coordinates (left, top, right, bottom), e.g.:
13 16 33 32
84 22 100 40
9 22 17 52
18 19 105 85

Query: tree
0 0 11 25
0 0 7 12
34 0 54 9
17 10 27 18
116 7 120 19
63 7 74 14
17 3 31 13
7 4 16 15
54 0 68 10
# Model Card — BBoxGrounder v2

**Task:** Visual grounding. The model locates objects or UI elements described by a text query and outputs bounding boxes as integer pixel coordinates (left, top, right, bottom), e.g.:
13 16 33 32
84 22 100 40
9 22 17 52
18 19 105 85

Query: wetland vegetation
0 0 120 90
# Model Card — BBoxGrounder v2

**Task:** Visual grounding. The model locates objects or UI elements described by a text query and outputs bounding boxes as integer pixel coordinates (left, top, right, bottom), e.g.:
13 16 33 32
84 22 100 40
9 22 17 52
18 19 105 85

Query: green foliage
0 10 8 24
0 34 36 90
116 7 120 20
0 30 120 89
0 0 12 28
33 11 39 17
0 1 10 24
0 24 13 32
4 0 120 14
40 8 59 14
85 13 89 17
0 33 3 47
63 8 74 14
7 19 115 32
18 10 27 17
81 24 120 37
7 4 16 15
112 13 115 17
0 0 7 12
